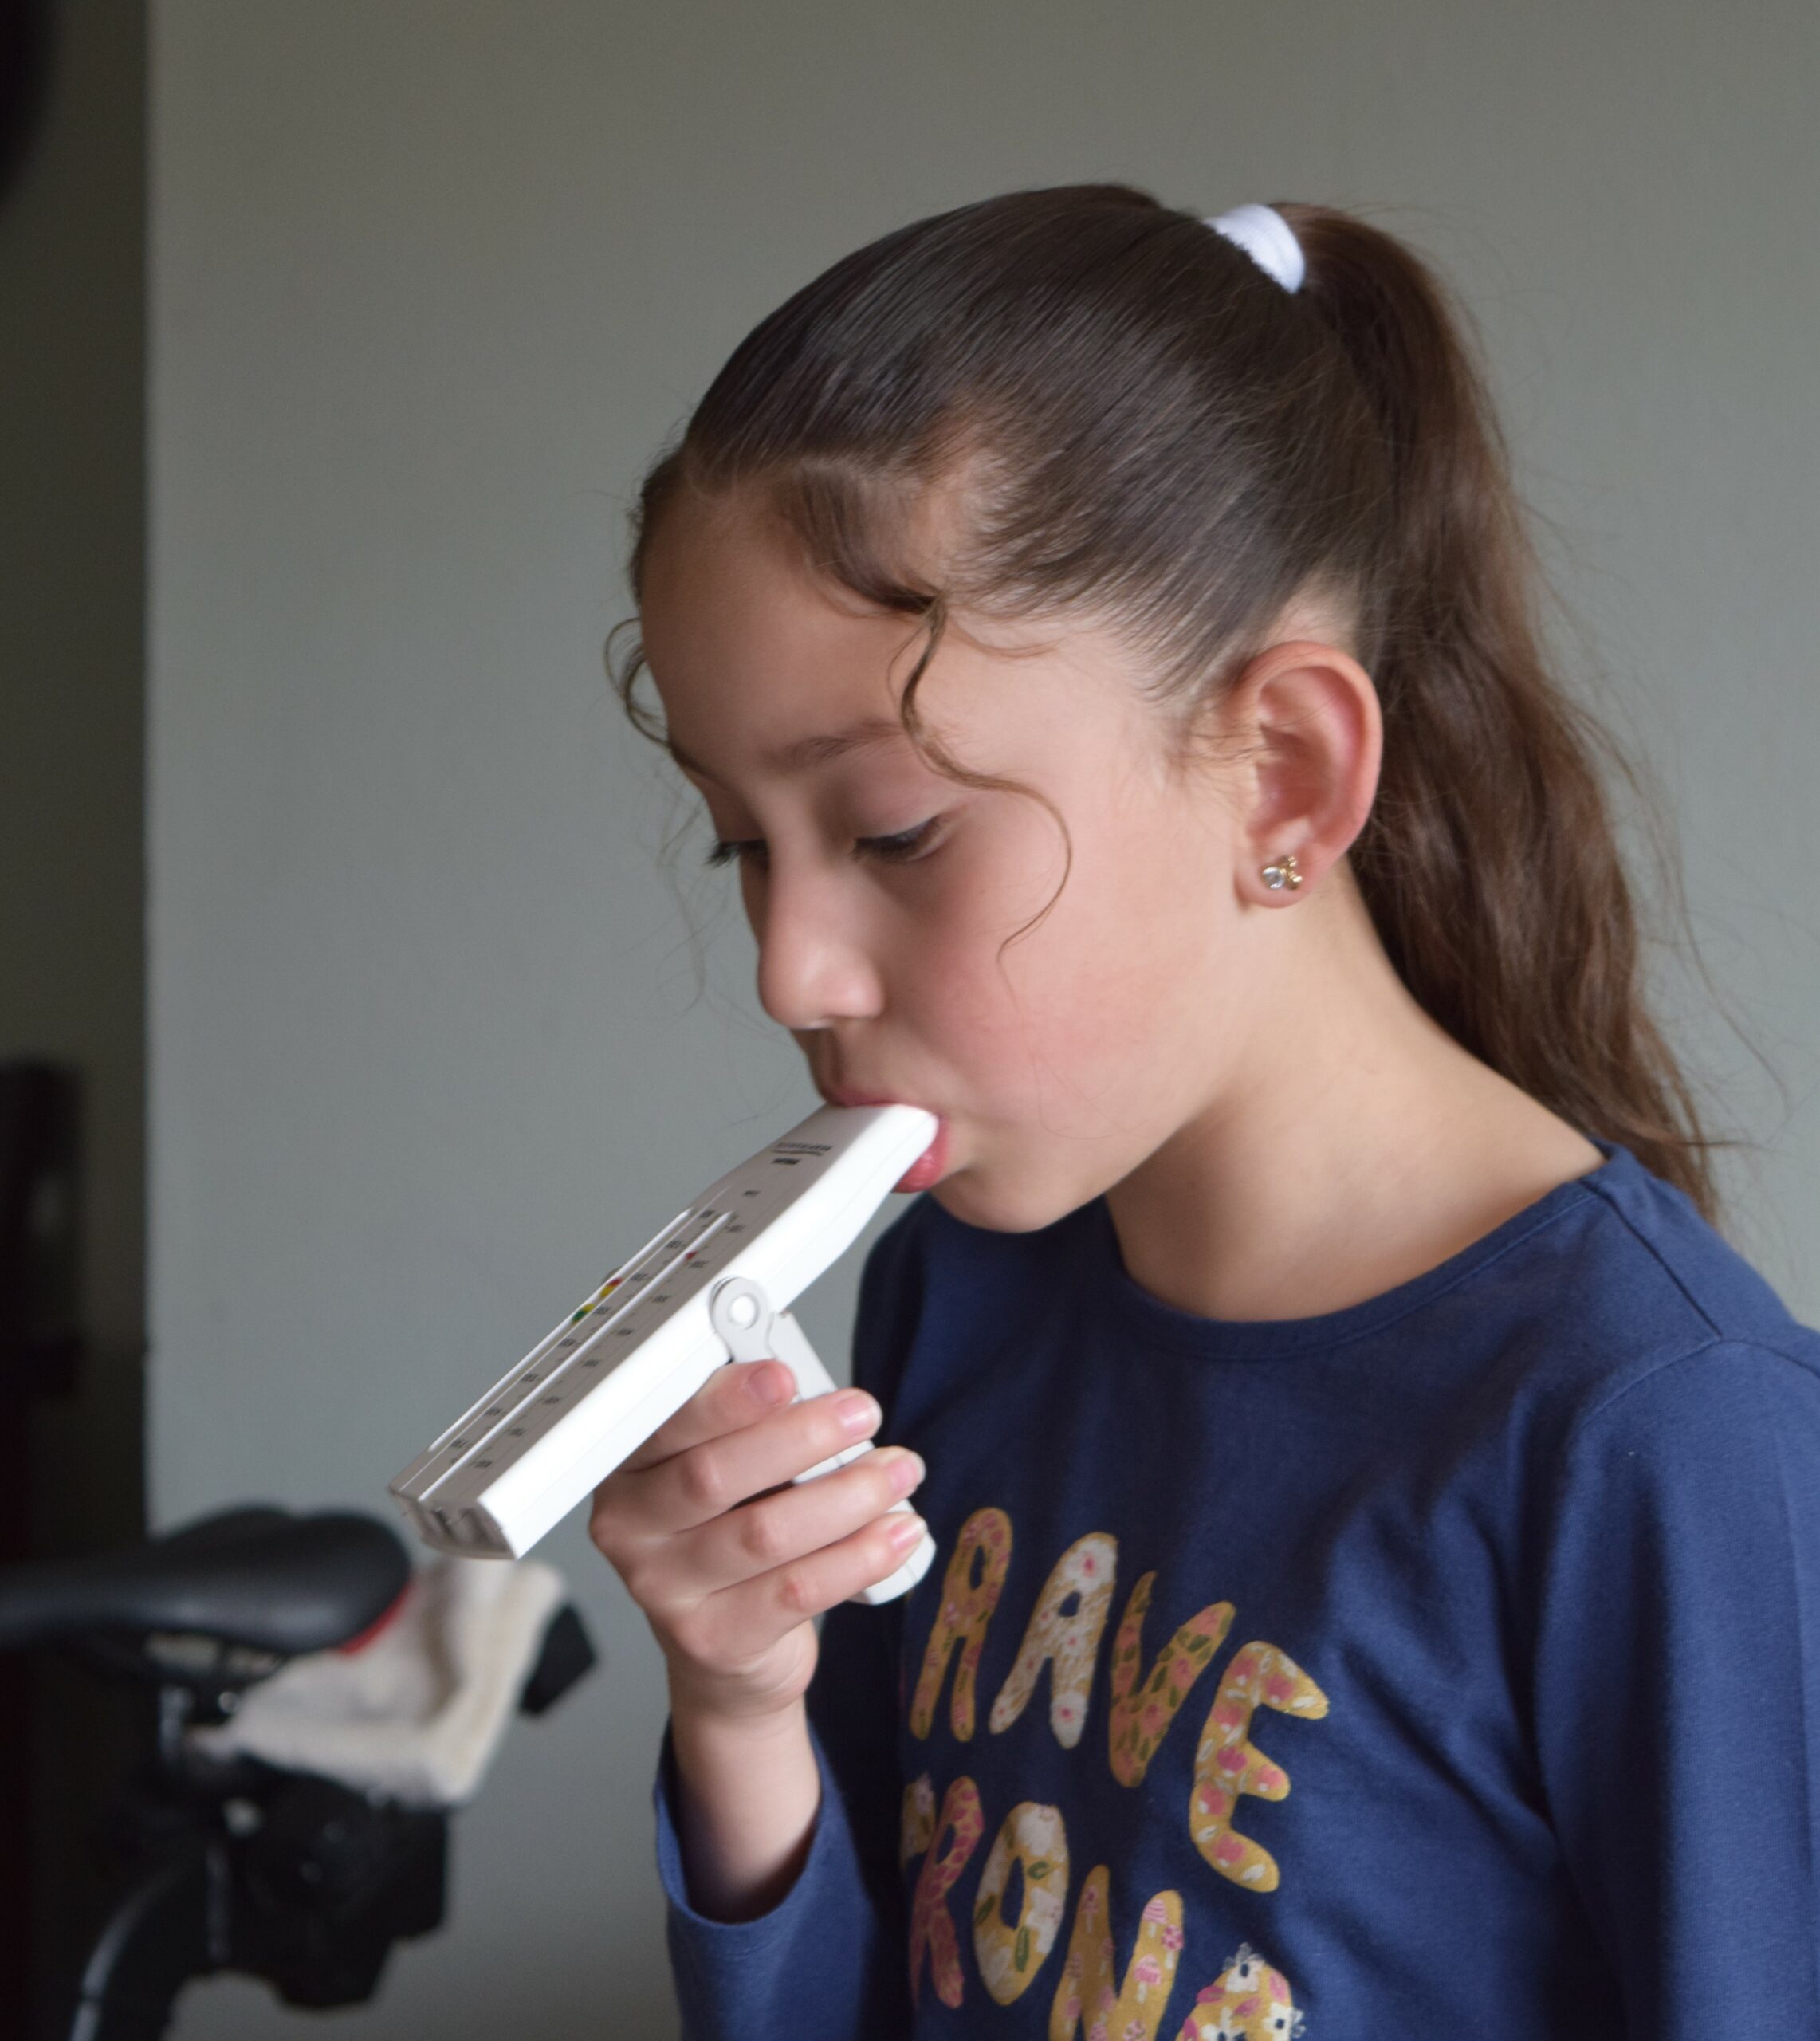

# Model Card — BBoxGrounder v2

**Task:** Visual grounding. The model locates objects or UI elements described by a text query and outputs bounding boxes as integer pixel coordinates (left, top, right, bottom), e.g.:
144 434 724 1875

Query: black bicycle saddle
0 1504 411 1658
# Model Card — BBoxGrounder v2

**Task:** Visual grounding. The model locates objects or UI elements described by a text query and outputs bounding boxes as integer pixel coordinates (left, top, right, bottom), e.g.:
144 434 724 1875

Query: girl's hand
588 1357 927 1724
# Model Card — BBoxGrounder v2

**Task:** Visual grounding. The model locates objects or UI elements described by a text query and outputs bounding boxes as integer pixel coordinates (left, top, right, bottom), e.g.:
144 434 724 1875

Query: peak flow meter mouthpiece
387 1103 940 1605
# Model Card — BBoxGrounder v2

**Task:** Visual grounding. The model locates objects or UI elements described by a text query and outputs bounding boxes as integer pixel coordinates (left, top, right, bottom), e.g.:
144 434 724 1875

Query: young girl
584 186 1820 2038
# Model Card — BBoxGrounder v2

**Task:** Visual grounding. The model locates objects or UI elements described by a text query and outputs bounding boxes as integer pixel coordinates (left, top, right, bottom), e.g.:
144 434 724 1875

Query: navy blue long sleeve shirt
652 1138 1820 2037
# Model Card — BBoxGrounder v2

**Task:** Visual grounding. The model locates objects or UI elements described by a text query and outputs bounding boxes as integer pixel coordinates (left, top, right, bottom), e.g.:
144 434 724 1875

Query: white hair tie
1203 203 1304 294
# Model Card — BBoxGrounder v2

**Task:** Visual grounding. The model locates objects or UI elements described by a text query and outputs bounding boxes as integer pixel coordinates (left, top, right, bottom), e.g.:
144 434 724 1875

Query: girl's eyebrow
666 715 906 782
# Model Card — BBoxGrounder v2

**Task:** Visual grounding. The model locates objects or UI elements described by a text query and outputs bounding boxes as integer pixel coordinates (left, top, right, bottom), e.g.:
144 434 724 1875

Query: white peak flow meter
387 1103 939 1605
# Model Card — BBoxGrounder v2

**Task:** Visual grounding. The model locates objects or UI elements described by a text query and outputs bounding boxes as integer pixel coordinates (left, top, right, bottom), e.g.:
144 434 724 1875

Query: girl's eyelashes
704 816 942 871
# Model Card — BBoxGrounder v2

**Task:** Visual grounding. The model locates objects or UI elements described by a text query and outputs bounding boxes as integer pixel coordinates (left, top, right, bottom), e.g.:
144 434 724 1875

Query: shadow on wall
0 2 151 2036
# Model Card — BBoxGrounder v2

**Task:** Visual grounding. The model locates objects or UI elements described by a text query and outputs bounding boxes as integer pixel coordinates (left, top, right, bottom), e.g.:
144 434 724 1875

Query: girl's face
638 492 1275 1235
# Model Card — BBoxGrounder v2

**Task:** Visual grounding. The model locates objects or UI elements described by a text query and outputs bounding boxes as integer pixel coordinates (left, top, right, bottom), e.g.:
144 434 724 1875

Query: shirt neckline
1086 1136 1631 1359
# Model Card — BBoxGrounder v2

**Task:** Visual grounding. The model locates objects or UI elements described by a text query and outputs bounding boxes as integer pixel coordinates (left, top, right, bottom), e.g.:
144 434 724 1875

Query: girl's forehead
643 519 929 757
661 640 1171 814
642 491 1177 793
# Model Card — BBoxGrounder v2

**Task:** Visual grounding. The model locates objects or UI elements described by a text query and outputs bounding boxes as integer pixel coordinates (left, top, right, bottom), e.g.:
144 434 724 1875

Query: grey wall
147 2 1819 2034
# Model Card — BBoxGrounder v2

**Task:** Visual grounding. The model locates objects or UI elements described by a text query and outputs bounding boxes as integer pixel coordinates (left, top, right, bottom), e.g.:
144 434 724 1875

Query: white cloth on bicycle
186 1554 565 1807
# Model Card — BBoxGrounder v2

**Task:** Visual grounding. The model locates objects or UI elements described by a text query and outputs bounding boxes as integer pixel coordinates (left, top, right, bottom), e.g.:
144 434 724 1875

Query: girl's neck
1103 867 1606 1324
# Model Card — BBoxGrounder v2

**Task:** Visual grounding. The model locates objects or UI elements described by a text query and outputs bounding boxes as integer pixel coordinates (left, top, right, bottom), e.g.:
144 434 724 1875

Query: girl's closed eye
703 816 944 871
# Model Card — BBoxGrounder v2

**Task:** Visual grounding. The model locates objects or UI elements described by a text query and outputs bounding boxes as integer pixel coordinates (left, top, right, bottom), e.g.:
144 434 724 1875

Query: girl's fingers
674 1441 926 1598
612 1357 820 1477
585 1353 930 1699
676 1503 931 1668
616 1374 886 1536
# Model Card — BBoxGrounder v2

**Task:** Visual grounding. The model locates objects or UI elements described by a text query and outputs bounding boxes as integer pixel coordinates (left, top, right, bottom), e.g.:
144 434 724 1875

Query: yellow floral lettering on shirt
910 1506 1012 1741
1047 1866 1184 2041
1107 1570 1236 1787
1189 1642 1330 1891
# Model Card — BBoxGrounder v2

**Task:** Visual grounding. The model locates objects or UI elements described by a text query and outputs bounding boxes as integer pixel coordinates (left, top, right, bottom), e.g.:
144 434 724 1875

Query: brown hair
608 183 1755 1225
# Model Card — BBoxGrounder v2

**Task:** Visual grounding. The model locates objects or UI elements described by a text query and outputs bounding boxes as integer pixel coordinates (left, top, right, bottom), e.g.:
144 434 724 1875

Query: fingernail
888 1449 925 1492
835 1388 880 1433
750 1363 792 1406
888 1511 926 1550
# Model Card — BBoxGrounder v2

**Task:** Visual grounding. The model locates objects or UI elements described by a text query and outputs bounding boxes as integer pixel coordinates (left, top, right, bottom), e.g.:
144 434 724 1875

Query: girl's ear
1217 638 1383 906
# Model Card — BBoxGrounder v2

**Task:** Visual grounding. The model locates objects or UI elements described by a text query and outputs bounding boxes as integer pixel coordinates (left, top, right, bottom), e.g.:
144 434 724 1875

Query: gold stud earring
1260 851 1303 892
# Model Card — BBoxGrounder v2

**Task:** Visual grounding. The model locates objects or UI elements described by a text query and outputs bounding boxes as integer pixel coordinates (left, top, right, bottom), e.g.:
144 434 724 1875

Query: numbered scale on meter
387 1102 941 1605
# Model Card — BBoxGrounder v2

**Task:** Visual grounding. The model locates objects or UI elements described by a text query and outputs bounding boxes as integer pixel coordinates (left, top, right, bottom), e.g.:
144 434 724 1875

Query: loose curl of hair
608 183 1763 1225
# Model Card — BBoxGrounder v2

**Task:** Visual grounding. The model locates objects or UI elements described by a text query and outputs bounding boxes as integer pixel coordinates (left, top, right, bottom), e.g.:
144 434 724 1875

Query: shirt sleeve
650 1201 931 2039
651 1593 911 2039
1531 1335 1820 2029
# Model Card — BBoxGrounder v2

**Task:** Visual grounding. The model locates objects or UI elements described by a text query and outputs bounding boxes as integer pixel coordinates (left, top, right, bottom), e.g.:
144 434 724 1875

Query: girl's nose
752 867 883 1031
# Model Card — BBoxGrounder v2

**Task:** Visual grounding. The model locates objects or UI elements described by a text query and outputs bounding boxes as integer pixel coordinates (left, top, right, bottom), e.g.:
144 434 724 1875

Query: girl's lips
893 1112 949 1193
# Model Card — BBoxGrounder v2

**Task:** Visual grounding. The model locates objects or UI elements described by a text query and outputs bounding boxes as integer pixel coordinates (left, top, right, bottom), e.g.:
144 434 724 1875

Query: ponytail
1278 205 1729 1218
613 184 1744 1225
